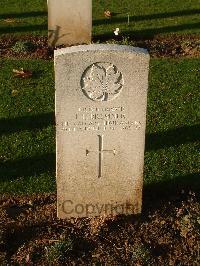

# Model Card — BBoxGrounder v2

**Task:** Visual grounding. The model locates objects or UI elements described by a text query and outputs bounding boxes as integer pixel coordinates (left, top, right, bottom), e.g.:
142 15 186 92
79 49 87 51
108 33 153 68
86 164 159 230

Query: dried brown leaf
104 10 112 18
13 68 32 78
4 18 16 23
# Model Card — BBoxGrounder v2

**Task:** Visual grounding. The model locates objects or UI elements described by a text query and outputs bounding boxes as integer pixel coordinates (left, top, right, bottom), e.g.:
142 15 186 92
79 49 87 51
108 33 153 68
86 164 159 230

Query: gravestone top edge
54 44 149 58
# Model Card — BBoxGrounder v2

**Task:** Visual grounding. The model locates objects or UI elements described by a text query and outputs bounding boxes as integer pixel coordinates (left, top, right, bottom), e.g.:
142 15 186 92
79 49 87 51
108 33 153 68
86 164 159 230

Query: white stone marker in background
48 0 92 47
55 45 150 218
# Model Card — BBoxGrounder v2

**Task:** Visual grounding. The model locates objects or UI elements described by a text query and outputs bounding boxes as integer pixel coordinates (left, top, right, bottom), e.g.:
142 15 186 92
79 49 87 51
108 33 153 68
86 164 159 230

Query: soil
0 192 199 265
0 34 199 60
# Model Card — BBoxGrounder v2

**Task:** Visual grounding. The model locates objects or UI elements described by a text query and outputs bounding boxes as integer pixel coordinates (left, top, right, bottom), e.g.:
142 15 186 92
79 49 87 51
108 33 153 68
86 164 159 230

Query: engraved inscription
58 106 142 132
81 62 124 102
86 135 116 178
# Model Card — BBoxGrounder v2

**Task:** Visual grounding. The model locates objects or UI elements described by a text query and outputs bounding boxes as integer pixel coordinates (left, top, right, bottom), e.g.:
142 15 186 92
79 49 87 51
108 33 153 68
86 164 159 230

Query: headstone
48 0 92 47
55 44 150 218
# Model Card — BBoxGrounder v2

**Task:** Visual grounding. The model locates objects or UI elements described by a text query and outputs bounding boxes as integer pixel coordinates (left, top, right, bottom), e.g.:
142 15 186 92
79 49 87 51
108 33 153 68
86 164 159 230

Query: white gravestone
48 0 92 47
55 45 150 218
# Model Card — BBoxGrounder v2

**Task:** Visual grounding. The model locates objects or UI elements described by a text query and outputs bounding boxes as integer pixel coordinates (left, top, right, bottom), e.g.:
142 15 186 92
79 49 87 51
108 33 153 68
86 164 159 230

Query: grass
93 0 200 38
46 238 74 263
0 58 199 195
145 59 200 197
0 0 199 37
0 0 47 36
0 59 55 194
0 2 199 265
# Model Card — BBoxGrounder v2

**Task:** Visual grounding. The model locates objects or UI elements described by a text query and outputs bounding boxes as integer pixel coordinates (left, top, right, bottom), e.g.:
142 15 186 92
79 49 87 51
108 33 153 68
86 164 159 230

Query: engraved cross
86 135 116 178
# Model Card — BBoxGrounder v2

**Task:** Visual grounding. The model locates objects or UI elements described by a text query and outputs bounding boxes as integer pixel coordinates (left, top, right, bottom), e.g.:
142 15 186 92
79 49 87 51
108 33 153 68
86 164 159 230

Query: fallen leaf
13 68 32 78
4 18 16 23
104 10 112 18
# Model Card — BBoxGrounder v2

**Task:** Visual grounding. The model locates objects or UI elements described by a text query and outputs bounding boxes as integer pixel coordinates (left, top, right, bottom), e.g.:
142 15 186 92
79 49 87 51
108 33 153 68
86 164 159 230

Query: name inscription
59 106 141 132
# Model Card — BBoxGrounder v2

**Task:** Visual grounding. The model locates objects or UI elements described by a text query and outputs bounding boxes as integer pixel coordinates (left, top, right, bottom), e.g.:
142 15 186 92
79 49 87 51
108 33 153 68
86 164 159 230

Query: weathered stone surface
48 0 92 47
55 44 150 218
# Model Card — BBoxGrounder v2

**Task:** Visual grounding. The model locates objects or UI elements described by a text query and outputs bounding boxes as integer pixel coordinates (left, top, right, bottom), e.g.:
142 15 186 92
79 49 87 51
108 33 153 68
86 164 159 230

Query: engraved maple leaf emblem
82 63 124 101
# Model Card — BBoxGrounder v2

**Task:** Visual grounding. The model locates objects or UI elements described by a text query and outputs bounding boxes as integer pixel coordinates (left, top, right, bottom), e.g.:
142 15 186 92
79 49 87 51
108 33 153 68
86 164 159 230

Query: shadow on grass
1 114 198 150
0 153 55 181
104 172 200 228
93 9 200 26
143 172 200 212
94 21 200 40
0 113 199 204
0 24 47 34
145 124 200 151
0 11 47 20
0 112 54 135
1 9 200 37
